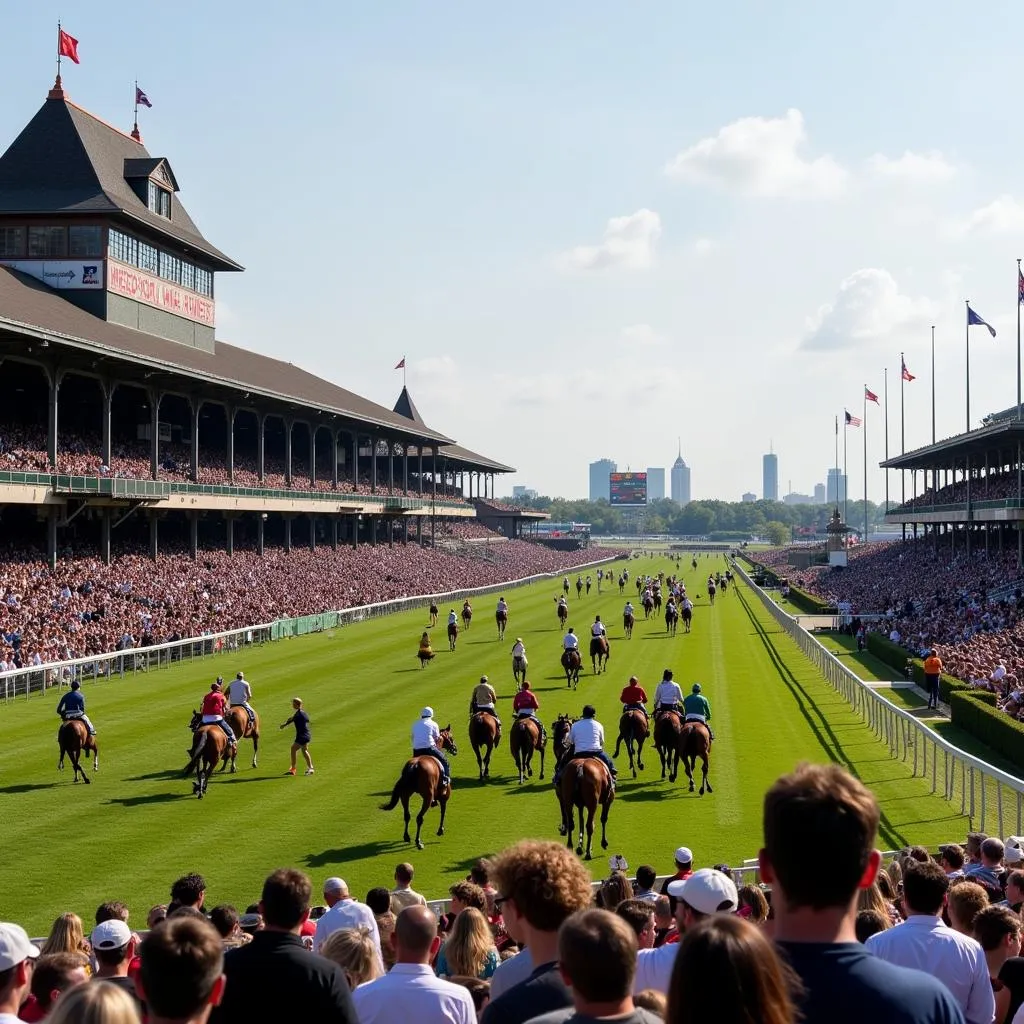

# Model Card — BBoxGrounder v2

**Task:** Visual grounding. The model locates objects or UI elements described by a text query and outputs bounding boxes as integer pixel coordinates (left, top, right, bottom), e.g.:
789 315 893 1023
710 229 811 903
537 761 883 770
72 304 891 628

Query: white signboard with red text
107 259 215 327
0 259 104 290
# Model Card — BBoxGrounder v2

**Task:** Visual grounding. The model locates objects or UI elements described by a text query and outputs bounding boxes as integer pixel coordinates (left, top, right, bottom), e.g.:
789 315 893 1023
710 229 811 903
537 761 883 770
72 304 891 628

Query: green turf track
0 554 969 933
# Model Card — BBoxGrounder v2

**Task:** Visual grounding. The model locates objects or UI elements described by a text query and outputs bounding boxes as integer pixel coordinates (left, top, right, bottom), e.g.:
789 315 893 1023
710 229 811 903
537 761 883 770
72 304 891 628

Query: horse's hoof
416 840 424 850
83 776 91 785
437 828 445 836
582 850 590 860
632 769 637 779
558 825 567 836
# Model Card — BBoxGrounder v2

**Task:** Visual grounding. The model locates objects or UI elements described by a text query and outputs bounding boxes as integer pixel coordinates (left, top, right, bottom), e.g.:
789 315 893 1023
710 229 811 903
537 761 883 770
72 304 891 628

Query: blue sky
4 2 1024 501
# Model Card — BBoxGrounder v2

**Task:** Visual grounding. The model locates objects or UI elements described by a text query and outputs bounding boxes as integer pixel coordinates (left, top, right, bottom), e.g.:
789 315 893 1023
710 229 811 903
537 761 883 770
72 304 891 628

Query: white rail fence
1 555 621 702
733 560 1024 838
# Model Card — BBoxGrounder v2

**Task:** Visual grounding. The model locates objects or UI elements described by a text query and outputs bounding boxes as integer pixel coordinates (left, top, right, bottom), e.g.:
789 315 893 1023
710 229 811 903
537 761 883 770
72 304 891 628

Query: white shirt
489 946 534 999
591 622 606 637
497 601 508 613
654 680 683 706
865 915 994 1024
992 664 1007 682
563 633 579 650
569 718 604 751
411 718 440 750
314 897 383 967
227 679 250 704
682 599 693 611
634 941 678 994
511 642 526 658
624 603 634 614
353 963 476 1024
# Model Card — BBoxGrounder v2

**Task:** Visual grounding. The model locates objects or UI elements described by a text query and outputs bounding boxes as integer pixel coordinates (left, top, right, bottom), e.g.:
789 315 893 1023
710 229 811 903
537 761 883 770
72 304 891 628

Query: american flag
845 410 861 427
865 387 879 404
902 360 915 382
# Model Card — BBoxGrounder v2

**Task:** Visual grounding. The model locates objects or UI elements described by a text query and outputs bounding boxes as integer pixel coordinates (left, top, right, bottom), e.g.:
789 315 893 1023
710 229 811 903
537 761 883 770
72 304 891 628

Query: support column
332 430 339 490
189 512 198 560
149 513 159 560
226 515 234 556
257 514 265 556
101 381 114 469
371 435 378 494
402 517 408 545
352 431 359 491
331 516 338 550
46 369 60 470
149 389 161 480
966 456 972 558
190 399 201 482
100 508 112 565
388 440 395 493
285 419 294 486
227 407 236 483
47 507 58 571
284 515 293 553
417 516 423 546
418 447 424 496
352 515 359 550
309 426 316 488
431 447 437 501
309 515 316 550
403 447 409 495
257 413 266 482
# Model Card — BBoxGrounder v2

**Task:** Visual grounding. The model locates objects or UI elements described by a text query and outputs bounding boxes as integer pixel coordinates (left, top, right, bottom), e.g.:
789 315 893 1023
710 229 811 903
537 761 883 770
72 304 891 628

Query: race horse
613 709 648 778
554 716 614 860
469 710 500 781
679 721 713 795
642 594 654 619
708 581 717 606
557 601 568 629
448 620 459 651
380 726 458 849
665 603 678 636
510 715 545 784
623 608 634 639
654 709 683 782
58 718 98 784
461 602 473 630
561 648 582 689
185 711 233 799
224 705 260 771
512 652 528 685
590 635 610 675
575 578 583 599
496 607 508 641
653 591 662 614
681 604 693 633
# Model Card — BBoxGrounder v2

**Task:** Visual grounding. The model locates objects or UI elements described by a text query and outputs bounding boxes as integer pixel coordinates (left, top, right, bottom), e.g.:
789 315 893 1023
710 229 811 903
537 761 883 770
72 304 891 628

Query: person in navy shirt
56 680 96 735
281 697 314 776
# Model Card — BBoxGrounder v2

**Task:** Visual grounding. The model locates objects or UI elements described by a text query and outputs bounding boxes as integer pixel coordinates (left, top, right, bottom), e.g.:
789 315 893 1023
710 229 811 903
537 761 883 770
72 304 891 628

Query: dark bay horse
496 608 508 641
381 726 458 849
510 715 545 784
448 620 459 651
557 757 614 860
665 603 678 636
185 712 233 798
708 582 717 606
224 706 260 771
642 594 654 619
654 710 683 782
469 712 500 780
557 602 568 629
561 648 582 689
590 635 610 674
462 603 473 630
682 604 693 633
653 591 662 614
614 710 648 778
679 721 712 795
58 719 97 784
623 609 634 639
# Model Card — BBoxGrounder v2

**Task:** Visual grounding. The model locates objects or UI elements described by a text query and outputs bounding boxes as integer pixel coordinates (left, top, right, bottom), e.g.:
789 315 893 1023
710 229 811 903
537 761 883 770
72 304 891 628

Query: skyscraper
826 468 847 505
670 443 691 505
813 482 826 504
589 459 617 501
762 451 779 502
646 467 665 502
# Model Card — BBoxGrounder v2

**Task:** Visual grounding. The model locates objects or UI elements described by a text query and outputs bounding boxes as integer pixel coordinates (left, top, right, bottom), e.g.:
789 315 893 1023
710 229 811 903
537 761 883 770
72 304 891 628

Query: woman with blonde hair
857 881 894 930
435 908 499 980
46 981 141 1024
320 927 383 990
40 912 89 957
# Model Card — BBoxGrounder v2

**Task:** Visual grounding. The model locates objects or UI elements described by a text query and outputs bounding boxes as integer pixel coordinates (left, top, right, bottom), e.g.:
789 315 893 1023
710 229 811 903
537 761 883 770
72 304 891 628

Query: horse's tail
380 762 416 810
184 730 207 774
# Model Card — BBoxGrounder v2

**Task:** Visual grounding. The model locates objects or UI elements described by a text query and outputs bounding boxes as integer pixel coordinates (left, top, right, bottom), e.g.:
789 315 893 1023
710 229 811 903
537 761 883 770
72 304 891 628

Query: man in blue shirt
56 680 96 735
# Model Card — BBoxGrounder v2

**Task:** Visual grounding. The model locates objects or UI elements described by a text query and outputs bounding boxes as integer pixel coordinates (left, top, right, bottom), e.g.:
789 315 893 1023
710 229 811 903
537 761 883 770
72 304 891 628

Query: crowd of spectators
0 538 617 667
7 763 1022 1023
899 473 1020 512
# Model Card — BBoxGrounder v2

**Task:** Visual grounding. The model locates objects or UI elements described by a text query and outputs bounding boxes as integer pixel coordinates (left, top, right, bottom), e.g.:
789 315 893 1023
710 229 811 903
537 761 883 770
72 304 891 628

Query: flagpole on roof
834 414 839 514
1017 259 1021 421
56 20 61 81
966 299 971 433
931 326 936 444
884 368 889 510
843 411 848 532
863 387 868 544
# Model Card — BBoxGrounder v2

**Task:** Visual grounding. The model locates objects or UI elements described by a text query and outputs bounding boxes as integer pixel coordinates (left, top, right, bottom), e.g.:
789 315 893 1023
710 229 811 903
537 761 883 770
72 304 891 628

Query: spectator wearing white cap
633 868 738 994
90 918 142 1010
658 847 694 897
314 878 382 968
0 922 39 1024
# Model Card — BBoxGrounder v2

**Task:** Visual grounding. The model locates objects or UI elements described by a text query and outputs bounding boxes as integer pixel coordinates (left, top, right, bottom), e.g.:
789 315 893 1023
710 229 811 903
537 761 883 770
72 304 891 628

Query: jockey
226 671 255 728
683 683 715 741
200 680 237 746
653 669 684 717
562 627 580 651
511 636 527 663
591 616 607 640
557 595 568 613
56 680 96 735
448 609 458 627
623 600 635 619
470 675 501 728
496 597 509 618
419 631 433 654
513 681 546 742
412 707 451 787
555 705 617 787
620 675 649 722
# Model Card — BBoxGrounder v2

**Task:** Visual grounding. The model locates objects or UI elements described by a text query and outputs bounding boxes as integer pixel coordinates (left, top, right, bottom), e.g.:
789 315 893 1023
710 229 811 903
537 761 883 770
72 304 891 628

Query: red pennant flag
865 387 879 404
58 29 80 64
394 358 406 370
902 360 915 382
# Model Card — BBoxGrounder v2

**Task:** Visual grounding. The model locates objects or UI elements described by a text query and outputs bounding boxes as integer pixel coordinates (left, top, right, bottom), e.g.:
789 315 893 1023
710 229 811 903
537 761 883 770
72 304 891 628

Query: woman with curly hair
737 884 769 925
40 912 89 958
436 908 499 980
599 872 633 912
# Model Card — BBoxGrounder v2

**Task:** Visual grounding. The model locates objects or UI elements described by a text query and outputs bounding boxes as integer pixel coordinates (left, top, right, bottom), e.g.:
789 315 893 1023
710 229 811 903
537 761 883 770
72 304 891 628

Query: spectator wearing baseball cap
634 868 738 994
658 847 694 898
90 918 142 1012
0 922 39 1023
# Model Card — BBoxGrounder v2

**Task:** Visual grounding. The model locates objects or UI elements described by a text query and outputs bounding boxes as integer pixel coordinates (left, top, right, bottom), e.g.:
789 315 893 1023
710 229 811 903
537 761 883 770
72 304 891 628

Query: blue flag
967 304 997 337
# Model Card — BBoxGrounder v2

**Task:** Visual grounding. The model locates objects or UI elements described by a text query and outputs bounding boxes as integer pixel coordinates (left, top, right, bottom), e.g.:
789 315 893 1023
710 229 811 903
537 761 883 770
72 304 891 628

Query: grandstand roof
0 267 454 442
0 93 241 271
880 419 1024 470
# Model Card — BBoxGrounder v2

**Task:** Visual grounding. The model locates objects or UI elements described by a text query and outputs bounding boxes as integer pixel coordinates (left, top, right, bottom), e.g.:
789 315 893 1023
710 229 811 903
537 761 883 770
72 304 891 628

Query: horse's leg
92 741 99 771
483 741 492 779
576 799 586 856
251 731 259 769
685 755 696 792
414 794 429 850
599 796 611 850
583 800 596 859
437 794 448 836
474 742 484 781
613 730 623 758
401 794 411 843
538 741 545 780
701 753 712 795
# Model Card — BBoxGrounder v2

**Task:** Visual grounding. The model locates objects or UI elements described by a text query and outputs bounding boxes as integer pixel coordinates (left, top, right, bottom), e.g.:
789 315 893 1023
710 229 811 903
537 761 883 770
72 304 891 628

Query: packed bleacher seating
0 539 616 667
898 472 1019 511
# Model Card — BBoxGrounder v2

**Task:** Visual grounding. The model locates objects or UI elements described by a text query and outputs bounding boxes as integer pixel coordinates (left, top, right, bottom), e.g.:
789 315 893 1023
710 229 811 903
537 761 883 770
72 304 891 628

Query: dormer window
147 180 171 219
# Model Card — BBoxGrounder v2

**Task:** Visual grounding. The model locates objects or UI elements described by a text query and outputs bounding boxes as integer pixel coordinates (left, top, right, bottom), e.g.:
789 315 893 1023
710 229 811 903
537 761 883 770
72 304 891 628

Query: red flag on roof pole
58 28 80 64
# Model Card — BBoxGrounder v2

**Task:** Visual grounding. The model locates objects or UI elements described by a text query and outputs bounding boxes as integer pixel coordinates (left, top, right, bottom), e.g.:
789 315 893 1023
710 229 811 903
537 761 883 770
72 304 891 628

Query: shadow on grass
306 840 406 868
125 769 186 783
106 792 185 807
617 786 687 802
735 586 912 851
0 782 60 794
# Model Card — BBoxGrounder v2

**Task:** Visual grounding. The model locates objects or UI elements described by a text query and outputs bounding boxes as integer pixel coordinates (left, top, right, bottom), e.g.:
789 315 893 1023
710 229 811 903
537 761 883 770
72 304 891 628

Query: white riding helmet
421 707 434 719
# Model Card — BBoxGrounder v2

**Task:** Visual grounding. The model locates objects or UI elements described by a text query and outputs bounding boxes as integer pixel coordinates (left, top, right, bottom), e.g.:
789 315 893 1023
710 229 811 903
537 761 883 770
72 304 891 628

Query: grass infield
0 554 969 933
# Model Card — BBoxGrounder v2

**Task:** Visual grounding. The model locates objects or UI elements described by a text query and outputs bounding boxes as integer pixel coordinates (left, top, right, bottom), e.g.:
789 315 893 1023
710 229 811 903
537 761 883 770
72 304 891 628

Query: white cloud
620 324 667 347
955 195 1024 235
557 209 662 271
801 268 934 351
692 237 717 255
664 109 847 199
865 150 957 183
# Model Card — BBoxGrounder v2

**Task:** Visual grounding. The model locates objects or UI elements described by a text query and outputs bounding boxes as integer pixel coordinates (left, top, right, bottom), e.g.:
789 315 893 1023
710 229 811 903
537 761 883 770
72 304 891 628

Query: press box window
28 226 67 258
0 227 25 258
69 226 102 258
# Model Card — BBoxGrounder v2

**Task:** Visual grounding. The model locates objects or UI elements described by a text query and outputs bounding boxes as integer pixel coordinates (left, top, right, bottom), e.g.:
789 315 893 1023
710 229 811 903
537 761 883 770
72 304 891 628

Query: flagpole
843 415 848 530
884 368 889 509
900 350 906 505
966 299 971 433
1018 259 1021 420
55 20 62 84
834 415 839 512
863 389 869 543
931 325 936 444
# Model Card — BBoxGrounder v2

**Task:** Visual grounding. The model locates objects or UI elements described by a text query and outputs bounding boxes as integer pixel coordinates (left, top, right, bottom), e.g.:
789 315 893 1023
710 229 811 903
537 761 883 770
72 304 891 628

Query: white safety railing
0 554 622 702
733 559 1024 837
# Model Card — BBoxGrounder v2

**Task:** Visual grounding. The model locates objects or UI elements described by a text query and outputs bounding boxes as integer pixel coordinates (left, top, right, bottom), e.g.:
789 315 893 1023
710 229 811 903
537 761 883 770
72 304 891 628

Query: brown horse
557 602 568 629
665 603 678 636
623 610 634 639
448 621 459 651
557 758 614 860
654 710 683 782
642 594 654 619
589 635 610 674
469 711 500 780
57 719 97 784
461 603 473 630
613 710 648 778
224 705 260 771
185 711 233 799
380 726 458 850
681 605 692 633
510 716 545 784
496 609 508 641
561 648 582 689
679 721 712 795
